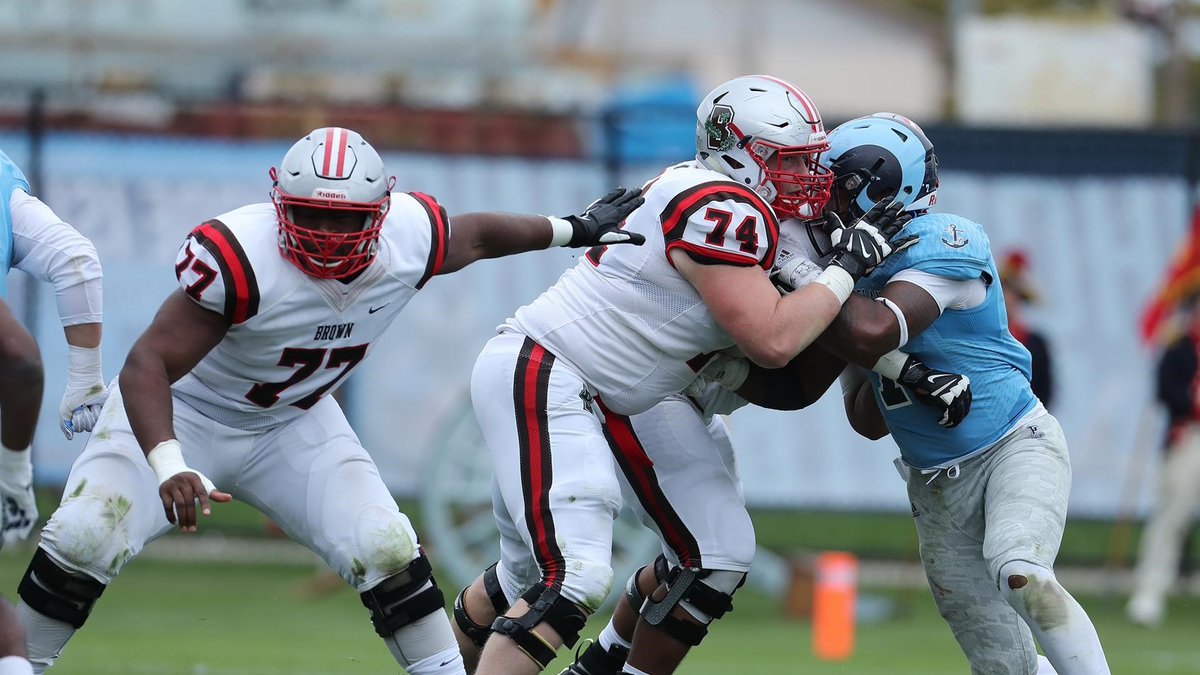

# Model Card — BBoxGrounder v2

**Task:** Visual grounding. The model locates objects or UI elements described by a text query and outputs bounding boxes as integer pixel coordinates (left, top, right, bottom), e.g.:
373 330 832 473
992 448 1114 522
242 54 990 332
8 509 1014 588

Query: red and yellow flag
1140 205 1200 344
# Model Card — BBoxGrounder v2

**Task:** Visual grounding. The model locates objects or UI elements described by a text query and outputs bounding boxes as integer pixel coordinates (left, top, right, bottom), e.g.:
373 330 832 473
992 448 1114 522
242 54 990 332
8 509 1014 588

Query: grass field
1 544 1198 674
2 494 1197 673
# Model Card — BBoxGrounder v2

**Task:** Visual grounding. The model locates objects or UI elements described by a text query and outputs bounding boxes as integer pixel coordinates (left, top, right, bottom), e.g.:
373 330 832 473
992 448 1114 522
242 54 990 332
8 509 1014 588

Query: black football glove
561 187 646 248
896 356 972 428
826 198 917 281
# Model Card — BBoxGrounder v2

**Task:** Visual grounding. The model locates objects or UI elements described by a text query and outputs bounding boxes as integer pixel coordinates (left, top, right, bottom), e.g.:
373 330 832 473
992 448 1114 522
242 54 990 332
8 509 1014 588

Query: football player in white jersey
13 127 645 675
550 209 972 675
449 76 946 675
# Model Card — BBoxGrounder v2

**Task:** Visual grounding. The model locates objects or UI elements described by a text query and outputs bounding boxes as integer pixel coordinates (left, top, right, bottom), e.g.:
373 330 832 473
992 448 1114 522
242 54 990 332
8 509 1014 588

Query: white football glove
769 225 825 294
770 248 825 294
0 447 37 549
59 346 109 440
683 353 751 399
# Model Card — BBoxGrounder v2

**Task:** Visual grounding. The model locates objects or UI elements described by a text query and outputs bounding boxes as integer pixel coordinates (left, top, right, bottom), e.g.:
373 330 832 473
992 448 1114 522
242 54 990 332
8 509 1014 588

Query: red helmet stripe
334 127 348 178
321 128 336 176
754 75 821 133
319 128 353 178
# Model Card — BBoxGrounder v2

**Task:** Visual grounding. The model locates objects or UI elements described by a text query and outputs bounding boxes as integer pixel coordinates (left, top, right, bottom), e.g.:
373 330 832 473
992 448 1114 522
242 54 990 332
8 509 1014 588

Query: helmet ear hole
722 155 746 171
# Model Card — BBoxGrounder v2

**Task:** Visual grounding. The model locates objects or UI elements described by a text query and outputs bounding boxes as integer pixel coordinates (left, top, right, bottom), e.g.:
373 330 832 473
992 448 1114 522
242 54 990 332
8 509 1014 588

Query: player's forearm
746 283 842 368
120 345 177 454
843 380 889 440
736 365 809 410
440 213 554 274
817 295 899 367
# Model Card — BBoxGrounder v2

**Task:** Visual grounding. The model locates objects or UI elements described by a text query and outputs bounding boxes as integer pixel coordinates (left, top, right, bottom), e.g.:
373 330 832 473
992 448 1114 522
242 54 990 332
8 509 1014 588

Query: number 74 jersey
507 161 779 416
171 196 449 429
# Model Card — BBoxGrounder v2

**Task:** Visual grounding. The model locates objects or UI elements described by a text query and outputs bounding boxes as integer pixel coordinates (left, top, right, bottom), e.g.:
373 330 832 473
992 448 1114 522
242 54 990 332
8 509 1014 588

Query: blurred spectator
1127 293 1200 627
1000 250 1055 408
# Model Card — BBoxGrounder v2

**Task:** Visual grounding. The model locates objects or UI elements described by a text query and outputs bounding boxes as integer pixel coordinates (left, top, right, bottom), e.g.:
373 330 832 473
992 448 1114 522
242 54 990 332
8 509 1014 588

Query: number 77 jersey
171 196 449 428
507 161 779 416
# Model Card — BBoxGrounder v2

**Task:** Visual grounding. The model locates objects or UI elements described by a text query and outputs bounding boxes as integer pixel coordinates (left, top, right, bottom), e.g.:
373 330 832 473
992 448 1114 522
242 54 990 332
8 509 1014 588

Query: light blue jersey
0 149 31 299
857 212 1037 469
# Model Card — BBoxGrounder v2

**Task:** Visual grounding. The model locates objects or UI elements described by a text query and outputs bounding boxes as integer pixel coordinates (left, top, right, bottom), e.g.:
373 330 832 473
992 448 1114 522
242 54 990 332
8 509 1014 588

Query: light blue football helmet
821 112 939 222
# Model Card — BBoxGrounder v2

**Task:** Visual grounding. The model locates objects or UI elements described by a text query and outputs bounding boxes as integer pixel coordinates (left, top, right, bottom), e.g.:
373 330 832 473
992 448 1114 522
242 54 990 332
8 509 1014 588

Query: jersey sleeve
175 219 260 325
395 192 450 290
901 215 992 281
659 181 779 269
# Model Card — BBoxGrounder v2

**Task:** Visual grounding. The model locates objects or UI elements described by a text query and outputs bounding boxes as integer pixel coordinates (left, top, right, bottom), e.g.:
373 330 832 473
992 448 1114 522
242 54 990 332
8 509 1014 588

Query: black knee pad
624 554 670 614
359 555 446 637
641 567 741 646
453 562 510 647
491 584 588 669
17 548 106 629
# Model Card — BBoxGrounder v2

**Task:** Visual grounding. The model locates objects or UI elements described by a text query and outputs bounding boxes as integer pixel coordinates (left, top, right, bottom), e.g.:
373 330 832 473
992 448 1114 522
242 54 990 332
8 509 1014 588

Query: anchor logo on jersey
940 223 969 249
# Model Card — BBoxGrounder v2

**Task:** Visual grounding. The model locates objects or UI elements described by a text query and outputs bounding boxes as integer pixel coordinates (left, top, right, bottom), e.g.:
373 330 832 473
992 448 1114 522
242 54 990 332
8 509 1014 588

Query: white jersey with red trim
171 192 450 429
506 161 779 416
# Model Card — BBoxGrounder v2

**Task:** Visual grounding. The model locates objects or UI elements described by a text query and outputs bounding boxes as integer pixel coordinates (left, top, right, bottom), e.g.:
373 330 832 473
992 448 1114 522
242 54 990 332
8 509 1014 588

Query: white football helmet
695 75 833 219
271 127 395 280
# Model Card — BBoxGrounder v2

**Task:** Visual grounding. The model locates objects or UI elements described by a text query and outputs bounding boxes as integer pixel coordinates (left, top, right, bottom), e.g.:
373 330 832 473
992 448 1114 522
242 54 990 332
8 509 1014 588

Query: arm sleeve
888 268 985 312
9 189 103 327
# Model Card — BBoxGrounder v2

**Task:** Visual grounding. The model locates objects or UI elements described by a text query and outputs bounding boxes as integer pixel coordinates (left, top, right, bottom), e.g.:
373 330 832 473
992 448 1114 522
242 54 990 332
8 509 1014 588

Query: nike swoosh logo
368 304 389 314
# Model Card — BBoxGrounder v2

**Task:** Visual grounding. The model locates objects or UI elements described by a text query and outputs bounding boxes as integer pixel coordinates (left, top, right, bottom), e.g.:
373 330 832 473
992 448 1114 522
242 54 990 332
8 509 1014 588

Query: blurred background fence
4 0 1200 520
3 88 1197 517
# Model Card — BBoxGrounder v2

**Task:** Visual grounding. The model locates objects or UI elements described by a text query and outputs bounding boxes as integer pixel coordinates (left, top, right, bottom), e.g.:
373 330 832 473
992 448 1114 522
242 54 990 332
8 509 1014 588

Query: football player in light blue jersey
0 149 108 675
821 115 1109 675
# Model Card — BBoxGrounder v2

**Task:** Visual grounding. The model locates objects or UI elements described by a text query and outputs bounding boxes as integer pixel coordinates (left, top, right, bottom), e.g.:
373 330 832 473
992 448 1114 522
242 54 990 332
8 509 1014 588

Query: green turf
30 485 1198 569
2 550 1199 674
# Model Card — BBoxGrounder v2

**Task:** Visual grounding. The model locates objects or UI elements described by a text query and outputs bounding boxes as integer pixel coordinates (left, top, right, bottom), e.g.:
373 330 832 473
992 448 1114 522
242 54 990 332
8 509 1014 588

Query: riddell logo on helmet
313 188 349 200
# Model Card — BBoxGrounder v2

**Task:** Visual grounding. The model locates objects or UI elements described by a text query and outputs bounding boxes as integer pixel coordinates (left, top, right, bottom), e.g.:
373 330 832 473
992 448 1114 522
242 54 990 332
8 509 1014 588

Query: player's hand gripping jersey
173 192 449 428
506 161 779 416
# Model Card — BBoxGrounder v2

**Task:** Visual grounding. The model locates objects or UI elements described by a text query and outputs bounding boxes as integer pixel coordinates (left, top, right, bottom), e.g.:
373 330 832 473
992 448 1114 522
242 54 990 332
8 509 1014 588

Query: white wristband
146 439 191 485
545 216 574 248
66 345 103 386
0 446 32 475
815 266 855 305
872 349 910 381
